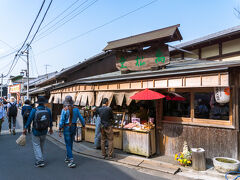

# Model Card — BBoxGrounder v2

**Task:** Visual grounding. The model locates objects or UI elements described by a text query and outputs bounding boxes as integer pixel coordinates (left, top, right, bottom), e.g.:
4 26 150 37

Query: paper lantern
214 87 230 104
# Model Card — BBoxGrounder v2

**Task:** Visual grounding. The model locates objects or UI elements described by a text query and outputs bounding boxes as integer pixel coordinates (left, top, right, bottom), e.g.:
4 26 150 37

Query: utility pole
44 64 50 76
26 45 30 100
21 44 30 100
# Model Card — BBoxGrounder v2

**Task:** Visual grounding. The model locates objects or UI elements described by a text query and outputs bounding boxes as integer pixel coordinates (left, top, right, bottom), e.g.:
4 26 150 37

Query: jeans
32 134 46 163
63 125 76 160
94 116 101 149
8 115 16 130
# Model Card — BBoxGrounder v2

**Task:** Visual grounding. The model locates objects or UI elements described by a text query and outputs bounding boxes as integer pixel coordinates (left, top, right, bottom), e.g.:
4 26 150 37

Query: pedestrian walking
7 97 18 135
59 96 85 168
97 98 114 159
21 99 32 133
23 96 53 168
0 100 6 135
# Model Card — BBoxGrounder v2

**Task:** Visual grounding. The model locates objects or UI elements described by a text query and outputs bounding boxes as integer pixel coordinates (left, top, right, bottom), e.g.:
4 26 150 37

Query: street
0 113 168 180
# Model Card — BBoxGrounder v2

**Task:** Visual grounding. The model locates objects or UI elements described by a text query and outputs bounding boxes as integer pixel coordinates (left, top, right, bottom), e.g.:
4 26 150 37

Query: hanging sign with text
116 44 169 71
9 84 21 93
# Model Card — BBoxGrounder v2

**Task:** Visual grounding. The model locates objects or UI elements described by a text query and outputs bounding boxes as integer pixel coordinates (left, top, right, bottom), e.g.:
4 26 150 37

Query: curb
47 133 236 180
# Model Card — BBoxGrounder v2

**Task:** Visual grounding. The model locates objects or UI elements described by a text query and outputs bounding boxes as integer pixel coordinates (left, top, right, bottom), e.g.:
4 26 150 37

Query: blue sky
0 0 239 79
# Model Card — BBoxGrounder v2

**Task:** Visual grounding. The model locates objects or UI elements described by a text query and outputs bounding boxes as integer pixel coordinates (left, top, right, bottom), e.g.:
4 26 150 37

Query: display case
84 110 126 149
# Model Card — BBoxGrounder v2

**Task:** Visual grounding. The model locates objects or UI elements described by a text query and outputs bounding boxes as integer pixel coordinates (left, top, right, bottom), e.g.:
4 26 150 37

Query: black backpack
33 107 50 131
9 103 17 116
23 107 31 120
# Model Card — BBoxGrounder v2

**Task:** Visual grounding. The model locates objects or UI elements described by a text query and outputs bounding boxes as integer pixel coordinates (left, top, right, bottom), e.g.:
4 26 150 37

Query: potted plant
175 141 192 166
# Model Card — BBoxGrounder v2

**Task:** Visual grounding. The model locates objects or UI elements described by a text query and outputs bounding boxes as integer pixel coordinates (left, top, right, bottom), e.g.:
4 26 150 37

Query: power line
4 0 47 77
18 0 46 55
0 0 87 60
23 0 53 49
34 0 90 42
39 0 82 33
37 0 158 55
30 47 39 76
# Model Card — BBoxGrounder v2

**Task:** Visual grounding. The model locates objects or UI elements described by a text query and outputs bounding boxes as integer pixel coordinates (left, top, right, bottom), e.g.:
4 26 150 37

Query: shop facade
48 24 240 159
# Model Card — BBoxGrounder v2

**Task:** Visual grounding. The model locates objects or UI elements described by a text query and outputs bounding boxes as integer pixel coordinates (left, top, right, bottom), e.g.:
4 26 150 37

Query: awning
96 92 104 107
53 93 62 104
95 92 113 107
86 92 94 106
74 92 95 106
114 92 125 106
103 92 113 107
125 91 139 106
75 93 82 106
61 93 76 104
80 93 88 106
48 94 54 103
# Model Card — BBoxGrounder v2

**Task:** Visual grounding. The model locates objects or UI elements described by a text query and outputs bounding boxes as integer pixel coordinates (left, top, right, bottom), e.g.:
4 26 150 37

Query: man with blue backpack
23 96 53 168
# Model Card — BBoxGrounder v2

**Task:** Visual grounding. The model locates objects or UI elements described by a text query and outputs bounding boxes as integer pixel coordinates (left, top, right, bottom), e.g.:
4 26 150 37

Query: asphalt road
0 112 168 180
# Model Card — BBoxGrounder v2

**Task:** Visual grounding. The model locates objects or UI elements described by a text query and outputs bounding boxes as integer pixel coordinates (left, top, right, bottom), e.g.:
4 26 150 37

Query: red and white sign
9 84 21 93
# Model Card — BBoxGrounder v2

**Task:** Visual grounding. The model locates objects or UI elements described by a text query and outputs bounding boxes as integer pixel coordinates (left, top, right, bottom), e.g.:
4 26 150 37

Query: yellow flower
187 161 191 164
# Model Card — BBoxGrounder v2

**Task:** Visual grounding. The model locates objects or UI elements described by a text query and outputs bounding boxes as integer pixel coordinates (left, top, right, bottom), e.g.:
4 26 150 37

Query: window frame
162 88 233 127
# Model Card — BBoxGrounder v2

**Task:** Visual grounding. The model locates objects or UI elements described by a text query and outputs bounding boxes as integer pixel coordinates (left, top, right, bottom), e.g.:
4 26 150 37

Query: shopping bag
16 134 26 146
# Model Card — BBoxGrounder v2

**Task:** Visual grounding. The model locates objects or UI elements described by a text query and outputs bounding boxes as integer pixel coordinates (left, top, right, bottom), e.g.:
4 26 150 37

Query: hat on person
10 97 15 102
63 96 74 106
36 96 48 104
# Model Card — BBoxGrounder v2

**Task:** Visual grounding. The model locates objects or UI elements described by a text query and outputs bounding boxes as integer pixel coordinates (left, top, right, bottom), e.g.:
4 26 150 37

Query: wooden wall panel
186 77 201 87
130 82 141 89
85 85 93 91
168 78 182 87
109 84 118 90
98 85 108 90
155 80 167 88
143 81 154 89
160 123 238 159
201 44 219 58
119 83 130 89
202 75 219 86
221 74 229 86
222 38 240 54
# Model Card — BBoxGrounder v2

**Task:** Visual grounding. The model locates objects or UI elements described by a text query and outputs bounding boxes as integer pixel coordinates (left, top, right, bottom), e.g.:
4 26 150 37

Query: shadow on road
0 133 164 180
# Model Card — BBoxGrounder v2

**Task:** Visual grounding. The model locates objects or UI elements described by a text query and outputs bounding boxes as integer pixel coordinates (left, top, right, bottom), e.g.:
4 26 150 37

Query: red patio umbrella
130 88 165 100
166 92 186 101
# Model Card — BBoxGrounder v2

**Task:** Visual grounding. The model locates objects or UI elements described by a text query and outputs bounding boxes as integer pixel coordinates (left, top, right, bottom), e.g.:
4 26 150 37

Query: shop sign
9 84 21 93
116 44 169 71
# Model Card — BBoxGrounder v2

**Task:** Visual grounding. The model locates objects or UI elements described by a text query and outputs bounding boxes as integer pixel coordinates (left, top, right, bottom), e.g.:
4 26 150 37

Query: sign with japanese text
116 44 169 71
9 84 21 93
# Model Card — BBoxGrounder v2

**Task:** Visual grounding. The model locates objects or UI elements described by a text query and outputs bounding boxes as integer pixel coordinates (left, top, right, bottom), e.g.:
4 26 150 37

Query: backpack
9 103 17 116
33 107 50 131
23 107 31 120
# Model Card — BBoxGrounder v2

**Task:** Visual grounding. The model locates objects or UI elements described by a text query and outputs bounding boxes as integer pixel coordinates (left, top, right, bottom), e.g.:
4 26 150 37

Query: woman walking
0 100 5 135
59 96 85 168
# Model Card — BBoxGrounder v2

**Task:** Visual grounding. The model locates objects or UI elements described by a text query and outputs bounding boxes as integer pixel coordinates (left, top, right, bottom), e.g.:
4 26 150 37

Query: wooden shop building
49 24 240 159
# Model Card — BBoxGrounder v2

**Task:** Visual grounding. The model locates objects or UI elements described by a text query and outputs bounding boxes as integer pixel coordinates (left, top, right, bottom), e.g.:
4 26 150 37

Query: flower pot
213 157 240 173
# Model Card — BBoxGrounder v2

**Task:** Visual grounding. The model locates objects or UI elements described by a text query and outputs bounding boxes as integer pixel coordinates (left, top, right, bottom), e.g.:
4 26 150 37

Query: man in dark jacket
97 98 114 159
21 99 32 133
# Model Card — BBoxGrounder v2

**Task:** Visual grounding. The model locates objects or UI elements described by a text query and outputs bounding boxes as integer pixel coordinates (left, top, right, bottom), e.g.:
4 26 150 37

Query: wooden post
191 148 206 171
